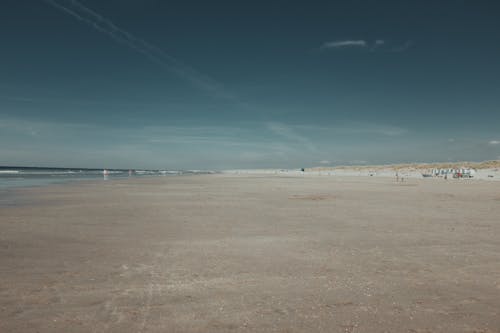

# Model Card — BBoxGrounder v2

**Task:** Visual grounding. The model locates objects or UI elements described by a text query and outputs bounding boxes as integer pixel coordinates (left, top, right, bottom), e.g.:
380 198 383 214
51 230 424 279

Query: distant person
396 172 399 182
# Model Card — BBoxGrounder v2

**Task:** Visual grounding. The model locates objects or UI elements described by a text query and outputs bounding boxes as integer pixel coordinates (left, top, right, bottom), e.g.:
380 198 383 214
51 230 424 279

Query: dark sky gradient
1 0 500 169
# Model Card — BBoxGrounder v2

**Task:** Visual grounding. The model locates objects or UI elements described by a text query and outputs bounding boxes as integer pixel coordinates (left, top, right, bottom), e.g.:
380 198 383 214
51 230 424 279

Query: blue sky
1 0 500 169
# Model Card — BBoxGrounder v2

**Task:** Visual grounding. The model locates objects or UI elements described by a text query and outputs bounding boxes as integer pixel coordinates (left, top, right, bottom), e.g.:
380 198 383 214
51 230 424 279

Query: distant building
432 167 475 178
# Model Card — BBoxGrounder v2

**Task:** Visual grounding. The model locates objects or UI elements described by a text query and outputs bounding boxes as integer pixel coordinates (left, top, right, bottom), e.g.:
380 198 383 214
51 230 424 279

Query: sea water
0 167 200 189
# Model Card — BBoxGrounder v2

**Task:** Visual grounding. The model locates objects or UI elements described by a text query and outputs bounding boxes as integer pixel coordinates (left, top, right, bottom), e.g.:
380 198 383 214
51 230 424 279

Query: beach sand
1 174 500 332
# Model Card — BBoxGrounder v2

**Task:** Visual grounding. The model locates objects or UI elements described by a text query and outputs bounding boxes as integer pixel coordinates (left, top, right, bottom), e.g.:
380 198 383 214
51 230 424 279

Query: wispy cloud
296 122 408 137
0 95 36 103
0 94 180 108
0 117 318 168
489 140 500 145
44 0 234 100
351 123 408 136
1 117 297 152
390 40 413 53
338 123 408 136
321 40 367 49
0 116 105 140
372 39 385 50
320 39 412 53
265 122 317 152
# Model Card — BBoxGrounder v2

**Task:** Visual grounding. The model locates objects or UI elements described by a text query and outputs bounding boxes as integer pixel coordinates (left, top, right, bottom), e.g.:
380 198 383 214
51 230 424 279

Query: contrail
44 0 234 100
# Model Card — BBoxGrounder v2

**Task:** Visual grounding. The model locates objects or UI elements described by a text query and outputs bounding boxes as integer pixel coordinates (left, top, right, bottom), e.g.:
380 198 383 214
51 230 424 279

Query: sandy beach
1 174 500 332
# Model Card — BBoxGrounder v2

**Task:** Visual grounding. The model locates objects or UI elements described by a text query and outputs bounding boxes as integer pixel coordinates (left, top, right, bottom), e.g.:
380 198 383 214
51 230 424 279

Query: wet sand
1 174 500 332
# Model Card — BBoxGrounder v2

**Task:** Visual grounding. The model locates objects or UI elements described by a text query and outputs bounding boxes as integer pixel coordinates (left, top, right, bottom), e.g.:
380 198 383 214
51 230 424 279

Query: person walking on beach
396 172 399 182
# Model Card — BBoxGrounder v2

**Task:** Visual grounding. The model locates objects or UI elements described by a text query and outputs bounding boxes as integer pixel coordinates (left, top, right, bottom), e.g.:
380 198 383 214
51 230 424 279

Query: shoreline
2 159 500 191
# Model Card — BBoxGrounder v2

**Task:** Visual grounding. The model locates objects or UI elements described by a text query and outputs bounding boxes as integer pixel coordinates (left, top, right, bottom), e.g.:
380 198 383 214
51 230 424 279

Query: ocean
0 166 210 189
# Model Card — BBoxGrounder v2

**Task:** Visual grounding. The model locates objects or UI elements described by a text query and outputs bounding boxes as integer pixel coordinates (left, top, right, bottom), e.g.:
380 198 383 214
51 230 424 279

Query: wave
0 169 101 177
0 167 210 179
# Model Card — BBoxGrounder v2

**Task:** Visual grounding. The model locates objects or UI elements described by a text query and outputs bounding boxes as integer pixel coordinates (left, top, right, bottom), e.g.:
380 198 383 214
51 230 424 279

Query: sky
1 0 500 169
